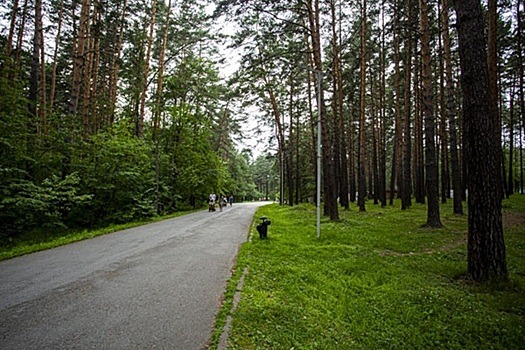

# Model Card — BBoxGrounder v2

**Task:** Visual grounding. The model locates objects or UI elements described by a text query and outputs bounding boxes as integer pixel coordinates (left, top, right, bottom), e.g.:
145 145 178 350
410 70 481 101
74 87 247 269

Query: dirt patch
503 212 525 229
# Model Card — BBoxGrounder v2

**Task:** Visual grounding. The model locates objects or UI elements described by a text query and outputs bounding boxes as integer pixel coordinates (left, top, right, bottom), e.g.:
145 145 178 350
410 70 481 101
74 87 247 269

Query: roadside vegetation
212 196 525 349
0 209 198 261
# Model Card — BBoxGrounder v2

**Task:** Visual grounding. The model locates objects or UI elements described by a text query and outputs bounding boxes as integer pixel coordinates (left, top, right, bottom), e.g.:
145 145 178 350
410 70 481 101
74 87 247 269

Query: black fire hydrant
256 216 271 239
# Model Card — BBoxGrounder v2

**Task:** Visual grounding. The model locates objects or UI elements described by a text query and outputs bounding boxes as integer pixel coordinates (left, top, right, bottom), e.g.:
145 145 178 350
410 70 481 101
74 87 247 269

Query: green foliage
0 0 258 241
214 197 525 349
73 123 156 224
0 208 198 261
0 173 92 239
225 152 258 201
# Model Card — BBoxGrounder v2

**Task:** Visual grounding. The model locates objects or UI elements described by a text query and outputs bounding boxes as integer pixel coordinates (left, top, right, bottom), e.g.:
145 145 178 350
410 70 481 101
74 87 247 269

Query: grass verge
211 196 525 349
0 209 199 261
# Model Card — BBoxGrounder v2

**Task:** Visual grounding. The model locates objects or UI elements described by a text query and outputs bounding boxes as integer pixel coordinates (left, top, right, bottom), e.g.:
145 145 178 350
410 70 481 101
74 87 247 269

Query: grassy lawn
212 196 525 349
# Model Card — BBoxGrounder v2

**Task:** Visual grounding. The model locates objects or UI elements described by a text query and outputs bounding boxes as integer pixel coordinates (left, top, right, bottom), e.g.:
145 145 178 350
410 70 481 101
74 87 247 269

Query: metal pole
281 150 284 204
266 175 269 201
316 71 322 239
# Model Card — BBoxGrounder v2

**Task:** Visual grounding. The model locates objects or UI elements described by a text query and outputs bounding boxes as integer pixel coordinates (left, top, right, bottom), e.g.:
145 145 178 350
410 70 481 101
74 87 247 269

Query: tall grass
213 196 525 349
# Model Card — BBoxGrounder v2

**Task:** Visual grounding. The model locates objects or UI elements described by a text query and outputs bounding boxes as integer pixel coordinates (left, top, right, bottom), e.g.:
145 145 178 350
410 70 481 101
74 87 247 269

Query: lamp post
266 174 269 201
283 59 324 238
314 70 322 239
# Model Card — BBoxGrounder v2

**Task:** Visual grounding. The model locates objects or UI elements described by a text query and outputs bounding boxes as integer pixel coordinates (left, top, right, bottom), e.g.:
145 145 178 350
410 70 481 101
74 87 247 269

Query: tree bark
488 0 504 198
138 0 158 138
14 0 29 71
330 0 349 210
287 73 295 206
390 0 402 206
517 0 525 194
108 0 128 125
306 0 339 220
438 0 449 203
153 0 172 214
70 0 90 117
414 46 426 204
6 0 19 57
402 0 415 210
508 83 516 196
442 0 463 214
420 0 442 227
379 2 387 207
29 0 44 132
358 0 367 212
37 0 46 133
453 0 507 281
49 0 64 110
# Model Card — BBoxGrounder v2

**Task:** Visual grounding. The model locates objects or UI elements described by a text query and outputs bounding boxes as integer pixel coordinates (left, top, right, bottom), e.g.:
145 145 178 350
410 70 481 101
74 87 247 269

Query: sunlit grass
212 196 525 349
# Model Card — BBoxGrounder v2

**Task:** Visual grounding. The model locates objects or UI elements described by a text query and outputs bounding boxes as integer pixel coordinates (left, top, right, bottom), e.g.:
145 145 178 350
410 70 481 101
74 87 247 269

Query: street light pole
315 70 322 239
266 174 269 201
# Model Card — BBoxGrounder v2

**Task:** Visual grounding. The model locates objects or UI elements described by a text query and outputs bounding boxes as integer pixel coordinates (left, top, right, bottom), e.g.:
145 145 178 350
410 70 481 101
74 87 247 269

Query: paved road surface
0 202 267 349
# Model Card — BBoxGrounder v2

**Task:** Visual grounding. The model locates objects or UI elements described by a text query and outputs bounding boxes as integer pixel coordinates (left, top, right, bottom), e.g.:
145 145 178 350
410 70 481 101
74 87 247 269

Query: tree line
1 0 522 282
215 0 523 281
0 0 261 241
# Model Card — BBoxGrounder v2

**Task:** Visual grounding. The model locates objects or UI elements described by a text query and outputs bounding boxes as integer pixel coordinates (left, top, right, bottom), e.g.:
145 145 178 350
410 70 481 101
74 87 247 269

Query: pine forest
1 0 523 281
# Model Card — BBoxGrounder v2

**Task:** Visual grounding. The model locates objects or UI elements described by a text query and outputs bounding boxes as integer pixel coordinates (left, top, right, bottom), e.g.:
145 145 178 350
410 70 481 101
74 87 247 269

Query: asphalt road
0 202 267 350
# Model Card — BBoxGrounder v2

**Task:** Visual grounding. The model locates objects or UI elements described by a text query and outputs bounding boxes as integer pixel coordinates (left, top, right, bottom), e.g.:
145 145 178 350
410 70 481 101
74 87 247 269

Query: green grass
212 196 525 349
0 209 199 261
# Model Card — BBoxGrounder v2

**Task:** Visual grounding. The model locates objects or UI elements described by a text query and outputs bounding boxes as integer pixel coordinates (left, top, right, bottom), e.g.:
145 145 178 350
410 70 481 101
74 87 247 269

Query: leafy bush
72 125 156 225
0 173 92 239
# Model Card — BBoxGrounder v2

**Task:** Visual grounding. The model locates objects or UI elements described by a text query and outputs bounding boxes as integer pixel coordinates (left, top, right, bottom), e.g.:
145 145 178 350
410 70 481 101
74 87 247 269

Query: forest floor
211 195 525 350
503 211 525 228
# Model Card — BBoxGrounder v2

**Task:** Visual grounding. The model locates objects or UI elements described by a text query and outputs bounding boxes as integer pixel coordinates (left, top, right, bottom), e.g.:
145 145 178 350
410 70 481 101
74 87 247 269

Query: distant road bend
0 202 266 350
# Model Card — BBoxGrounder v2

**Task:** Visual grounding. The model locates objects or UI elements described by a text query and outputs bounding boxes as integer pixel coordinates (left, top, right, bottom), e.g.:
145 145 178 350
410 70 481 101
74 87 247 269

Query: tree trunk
508 84 515 196
29 0 44 131
70 0 90 117
442 0 463 214
287 73 295 206
152 0 172 214
438 0 449 203
371 83 379 205
14 0 29 70
488 0 504 198
391 0 402 206
402 0 415 210
378 2 387 207
358 0 367 212
138 0 158 138
414 47 426 204
306 0 339 220
453 0 507 282
81 13 94 134
108 0 128 125
37 0 46 133
420 0 442 227
517 0 525 195
49 0 64 110
348 97 357 203
6 0 19 57
331 0 349 210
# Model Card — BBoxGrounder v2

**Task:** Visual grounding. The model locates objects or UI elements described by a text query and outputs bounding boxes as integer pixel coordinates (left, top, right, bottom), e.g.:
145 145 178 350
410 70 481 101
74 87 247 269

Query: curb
217 266 249 350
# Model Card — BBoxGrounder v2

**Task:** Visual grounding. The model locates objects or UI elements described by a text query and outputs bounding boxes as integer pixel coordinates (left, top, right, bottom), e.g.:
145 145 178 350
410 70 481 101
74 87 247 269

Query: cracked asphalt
0 202 266 350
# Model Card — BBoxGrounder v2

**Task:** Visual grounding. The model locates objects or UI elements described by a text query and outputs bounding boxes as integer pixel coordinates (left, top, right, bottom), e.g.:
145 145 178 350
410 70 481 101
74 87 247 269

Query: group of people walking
208 193 234 212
